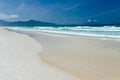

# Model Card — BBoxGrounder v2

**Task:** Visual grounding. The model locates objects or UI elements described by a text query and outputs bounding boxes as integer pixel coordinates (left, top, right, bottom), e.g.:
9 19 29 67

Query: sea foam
6 26 120 39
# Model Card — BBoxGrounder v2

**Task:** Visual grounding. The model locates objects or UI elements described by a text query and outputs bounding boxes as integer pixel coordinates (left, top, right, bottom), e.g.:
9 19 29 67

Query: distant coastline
0 19 120 27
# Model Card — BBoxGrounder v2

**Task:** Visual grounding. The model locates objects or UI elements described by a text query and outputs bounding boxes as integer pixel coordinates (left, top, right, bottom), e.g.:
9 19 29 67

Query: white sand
0 28 79 80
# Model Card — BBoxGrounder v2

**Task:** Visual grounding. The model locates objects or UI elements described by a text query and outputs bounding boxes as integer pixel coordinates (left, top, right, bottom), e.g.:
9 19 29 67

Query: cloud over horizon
0 13 19 20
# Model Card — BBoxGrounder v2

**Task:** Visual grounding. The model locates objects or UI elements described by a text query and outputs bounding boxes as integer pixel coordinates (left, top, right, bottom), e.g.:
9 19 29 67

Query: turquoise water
7 26 120 39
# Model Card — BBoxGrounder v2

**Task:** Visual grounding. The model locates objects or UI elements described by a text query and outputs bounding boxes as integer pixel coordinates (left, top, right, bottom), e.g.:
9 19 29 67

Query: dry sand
25 31 120 80
0 28 79 80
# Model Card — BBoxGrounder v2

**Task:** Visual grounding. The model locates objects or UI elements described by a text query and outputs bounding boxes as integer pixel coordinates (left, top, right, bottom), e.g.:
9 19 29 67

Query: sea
5 26 120 40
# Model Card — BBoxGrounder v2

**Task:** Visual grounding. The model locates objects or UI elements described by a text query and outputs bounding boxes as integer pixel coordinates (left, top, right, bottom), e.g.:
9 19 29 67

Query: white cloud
64 3 81 11
88 19 92 22
0 13 19 20
88 19 97 22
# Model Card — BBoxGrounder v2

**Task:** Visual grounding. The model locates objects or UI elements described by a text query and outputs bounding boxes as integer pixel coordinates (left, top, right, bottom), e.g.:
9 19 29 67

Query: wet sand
27 31 120 80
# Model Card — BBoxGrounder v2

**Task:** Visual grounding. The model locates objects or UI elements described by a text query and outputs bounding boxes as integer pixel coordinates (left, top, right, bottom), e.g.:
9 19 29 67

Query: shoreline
4 28 120 80
5 26 120 41
9 29 120 80
5 27 120 42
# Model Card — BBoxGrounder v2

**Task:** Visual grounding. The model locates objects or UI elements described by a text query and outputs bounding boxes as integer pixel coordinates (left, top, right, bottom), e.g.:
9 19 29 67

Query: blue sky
0 0 120 24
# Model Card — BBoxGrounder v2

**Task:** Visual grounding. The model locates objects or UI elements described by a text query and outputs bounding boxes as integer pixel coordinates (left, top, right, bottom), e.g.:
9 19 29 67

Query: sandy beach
1 0 120 80
0 28 79 80
19 30 120 80
1 28 120 80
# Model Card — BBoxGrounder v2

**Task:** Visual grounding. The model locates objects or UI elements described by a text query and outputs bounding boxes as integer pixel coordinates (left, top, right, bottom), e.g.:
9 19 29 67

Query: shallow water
6 26 120 39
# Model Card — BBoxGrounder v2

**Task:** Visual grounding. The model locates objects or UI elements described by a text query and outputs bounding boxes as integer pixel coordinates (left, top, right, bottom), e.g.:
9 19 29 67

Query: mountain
0 19 120 27
0 20 57 26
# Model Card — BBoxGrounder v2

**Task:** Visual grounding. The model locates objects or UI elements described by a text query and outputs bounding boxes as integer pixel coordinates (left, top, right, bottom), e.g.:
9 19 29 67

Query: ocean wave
6 26 120 39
